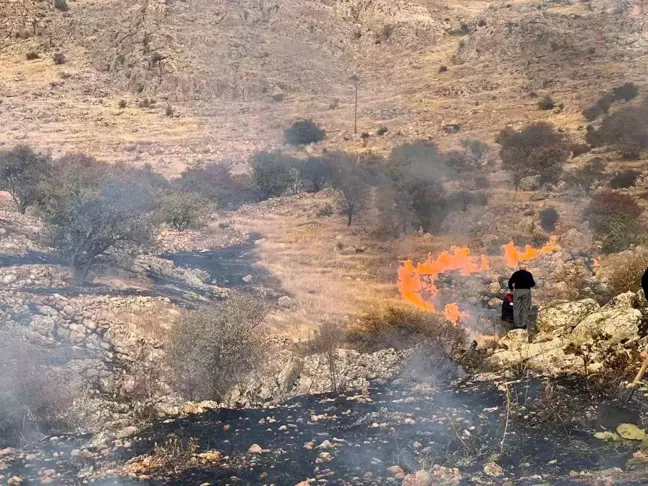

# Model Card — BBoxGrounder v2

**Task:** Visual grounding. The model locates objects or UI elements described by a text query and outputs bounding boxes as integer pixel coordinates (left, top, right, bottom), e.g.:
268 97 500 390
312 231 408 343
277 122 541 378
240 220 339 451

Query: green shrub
608 169 639 189
250 151 293 200
284 120 326 146
539 207 559 231
608 252 648 295
158 191 212 231
54 0 68 12
537 95 556 110
53 53 66 65
612 82 639 102
0 144 53 213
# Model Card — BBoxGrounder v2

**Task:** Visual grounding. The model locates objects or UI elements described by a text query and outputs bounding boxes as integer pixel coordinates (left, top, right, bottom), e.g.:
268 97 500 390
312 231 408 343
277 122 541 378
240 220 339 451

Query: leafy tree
0 145 52 213
284 120 326 146
539 207 559 231
177 161 256 209
330 154 369 226
586 101 648 159
298 156 335 192
43 157 157 285
250 151 293 200
158 191 212 231
564 158 607 195
497 122 568 190
612 82 639 102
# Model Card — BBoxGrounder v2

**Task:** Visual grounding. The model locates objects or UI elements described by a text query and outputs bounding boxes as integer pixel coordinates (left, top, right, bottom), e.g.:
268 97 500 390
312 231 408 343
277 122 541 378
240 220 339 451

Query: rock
197 451 221 461
519 175 541 191
8 477 22 486
403 470 432 486
295 482 311 486
617 423 646 440
248 444 263 454
488 282 502 294
431 465 462 484
530 191 550 201
114 426 138 438
242 275 253 283
483 462 504 477
2 274 17 284
387 465 404 476
571 307 641 344
498 329 528 349
604 291 638 310
536 299 600 334
278 296 293 308
560 228 590 250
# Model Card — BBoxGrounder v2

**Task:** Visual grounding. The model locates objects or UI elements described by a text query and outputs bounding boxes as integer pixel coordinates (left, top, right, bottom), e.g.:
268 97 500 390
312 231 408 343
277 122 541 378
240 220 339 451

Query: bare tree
311 321 343 393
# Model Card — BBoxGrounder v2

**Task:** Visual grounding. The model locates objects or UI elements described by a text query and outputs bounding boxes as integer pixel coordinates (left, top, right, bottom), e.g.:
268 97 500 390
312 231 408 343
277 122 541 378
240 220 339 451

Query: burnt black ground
6 377 648 486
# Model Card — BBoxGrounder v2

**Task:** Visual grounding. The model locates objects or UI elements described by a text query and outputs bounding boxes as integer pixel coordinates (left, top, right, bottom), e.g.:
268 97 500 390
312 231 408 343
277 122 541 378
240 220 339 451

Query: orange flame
397 246 489 324
444 303 468 324
593 257 600 276
502 236 559 268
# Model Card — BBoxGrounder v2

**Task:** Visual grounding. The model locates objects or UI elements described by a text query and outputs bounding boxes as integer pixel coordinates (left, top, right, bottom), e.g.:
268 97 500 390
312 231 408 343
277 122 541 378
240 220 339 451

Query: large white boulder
571 307 642 344
536 299 600 334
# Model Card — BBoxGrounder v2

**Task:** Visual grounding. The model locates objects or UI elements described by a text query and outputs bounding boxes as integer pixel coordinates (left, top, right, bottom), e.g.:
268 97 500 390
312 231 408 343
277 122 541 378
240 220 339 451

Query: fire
397 246 489 324
397 238 561 325
593 256 601 276
443 303 468 324
502 236 559 267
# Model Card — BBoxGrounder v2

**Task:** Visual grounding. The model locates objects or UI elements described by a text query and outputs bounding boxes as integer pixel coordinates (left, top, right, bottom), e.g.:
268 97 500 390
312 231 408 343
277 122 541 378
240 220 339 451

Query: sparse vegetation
53 53 66 65
583 190 644 253
377 125 389 136
586 101 648 159
177 161 256 209
539 207 559 231
497 122 568 190
608 169 639 189
537 95 556 111
0 144 53 213
564 157 607 195
612 82 640 102
608 252 648 295
569 142 591 158
250 151 293 200
284 120 326 146
298 156 335 192
330 153 370 226
54 0 68 12
25 51 39 60
166 295 268 402
158 191 212 231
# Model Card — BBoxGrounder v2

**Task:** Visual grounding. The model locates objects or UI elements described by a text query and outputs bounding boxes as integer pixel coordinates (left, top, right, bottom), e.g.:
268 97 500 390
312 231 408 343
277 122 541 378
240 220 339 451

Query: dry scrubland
5 1 648 482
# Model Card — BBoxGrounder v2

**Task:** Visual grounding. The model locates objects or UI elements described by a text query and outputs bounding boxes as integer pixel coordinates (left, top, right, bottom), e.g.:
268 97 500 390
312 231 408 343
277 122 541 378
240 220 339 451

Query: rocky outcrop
487 291 646 374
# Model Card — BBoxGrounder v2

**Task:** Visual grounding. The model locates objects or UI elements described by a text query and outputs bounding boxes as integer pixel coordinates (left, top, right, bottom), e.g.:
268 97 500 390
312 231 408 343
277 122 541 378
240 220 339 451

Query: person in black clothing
641 266 648 299
508 263 536 329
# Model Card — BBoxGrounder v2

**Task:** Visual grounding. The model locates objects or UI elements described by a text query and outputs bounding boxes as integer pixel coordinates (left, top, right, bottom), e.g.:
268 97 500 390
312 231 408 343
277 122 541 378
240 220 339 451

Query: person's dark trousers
513 288 532 329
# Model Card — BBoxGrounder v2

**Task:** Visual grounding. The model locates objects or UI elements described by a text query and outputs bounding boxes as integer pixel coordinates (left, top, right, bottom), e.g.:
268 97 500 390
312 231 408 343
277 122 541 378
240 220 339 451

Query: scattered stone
483 462 504 477
617 423 646 441
248 444 263 454
278 296 293 308
242 275 253 283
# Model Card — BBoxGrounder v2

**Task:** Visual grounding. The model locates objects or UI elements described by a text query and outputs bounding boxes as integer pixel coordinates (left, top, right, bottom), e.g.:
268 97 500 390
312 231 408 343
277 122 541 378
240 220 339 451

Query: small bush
584 190 644 253
608 252 648 295
537 95 556 110
317 203 333 217
25 52 39 61
612 82 639 102
477 18 487 27
166 295 268 402
570 142 591 157
53 53 66 65
377 125 389 136
54 0 68 12
345 306 467 353
158 191 212 231
539 207 559 231
165 104 174 117
608 169 639 189
118 99 127 109
439 65 448 73
284 120 326 146
251 151 293 200
586 103 648 158
583 103 603 121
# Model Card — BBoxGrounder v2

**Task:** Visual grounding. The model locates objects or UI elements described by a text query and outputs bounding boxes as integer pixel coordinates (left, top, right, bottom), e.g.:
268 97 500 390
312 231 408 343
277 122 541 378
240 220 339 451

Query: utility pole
350 74 359 135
